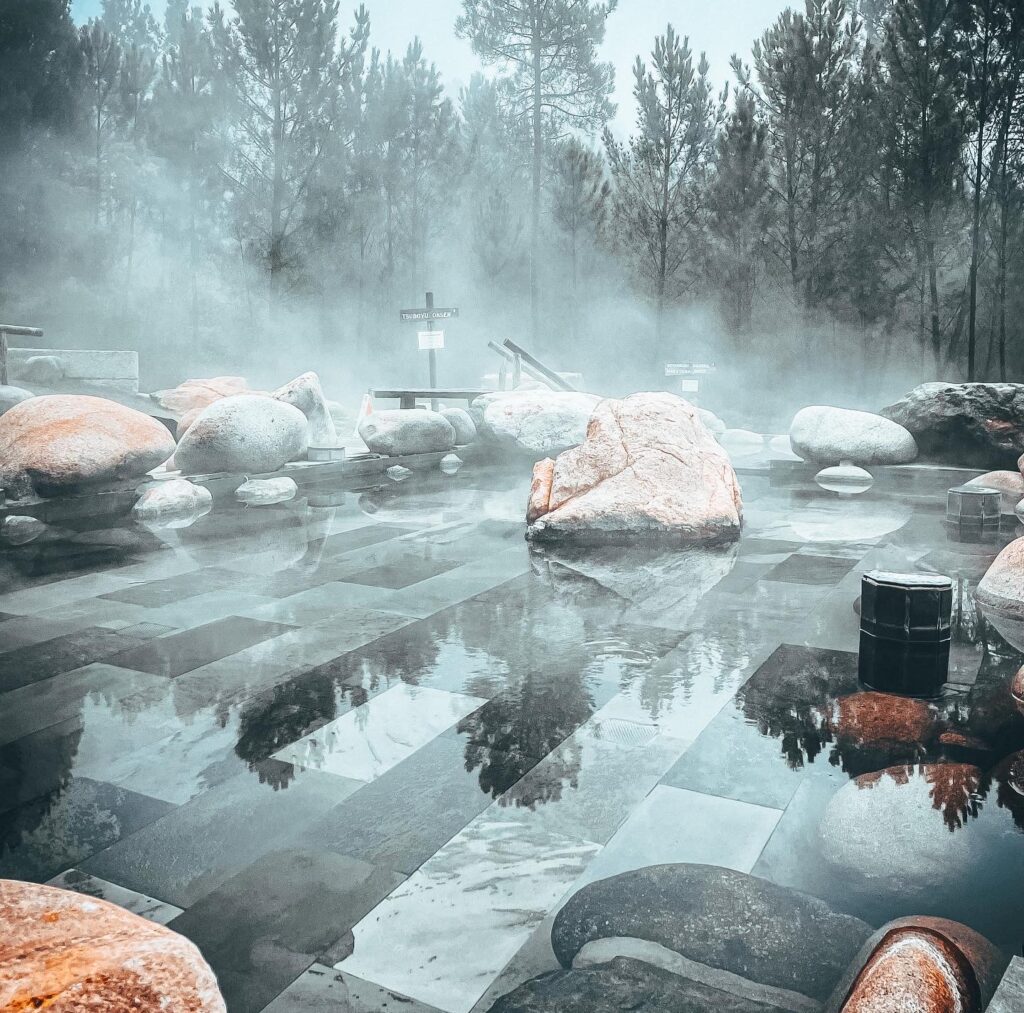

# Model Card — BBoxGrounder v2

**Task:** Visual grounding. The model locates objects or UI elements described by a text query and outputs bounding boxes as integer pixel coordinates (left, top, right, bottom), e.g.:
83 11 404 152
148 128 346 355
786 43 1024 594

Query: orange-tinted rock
0 879 225 1011
977 537 1024 619
1011 666 1024 715
0 395 176 497
154 376 252 416
838 926 980 1013
526 392 742 544
965 470 1024 512
833 692 937 747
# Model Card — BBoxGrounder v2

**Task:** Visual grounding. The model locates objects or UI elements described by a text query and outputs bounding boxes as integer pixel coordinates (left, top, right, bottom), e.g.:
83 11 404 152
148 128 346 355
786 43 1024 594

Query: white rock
235 476 298 505
386 465 412 482
274 371 337 446
359 410 456 456
440 453 463 475
697 408 726 437
719 429 764 457
441 407 477 445
174 394 308 475
132 479 213 527
472 390 601 457
790 406 917 465
0 385 34 416
768 434 801 460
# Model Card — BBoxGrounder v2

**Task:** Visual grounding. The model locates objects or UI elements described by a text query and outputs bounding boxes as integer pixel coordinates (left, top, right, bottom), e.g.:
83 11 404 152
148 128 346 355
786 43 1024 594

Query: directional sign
401 308 459 322
665 362 716 376
418 330 445 350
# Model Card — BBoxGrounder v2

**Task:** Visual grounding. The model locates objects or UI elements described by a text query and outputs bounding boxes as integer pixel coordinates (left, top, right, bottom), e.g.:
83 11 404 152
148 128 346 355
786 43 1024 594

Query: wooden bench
372 387 492 409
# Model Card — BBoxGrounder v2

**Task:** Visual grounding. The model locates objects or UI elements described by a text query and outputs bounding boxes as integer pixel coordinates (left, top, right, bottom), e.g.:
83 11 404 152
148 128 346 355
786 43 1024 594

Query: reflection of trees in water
856 764 988 833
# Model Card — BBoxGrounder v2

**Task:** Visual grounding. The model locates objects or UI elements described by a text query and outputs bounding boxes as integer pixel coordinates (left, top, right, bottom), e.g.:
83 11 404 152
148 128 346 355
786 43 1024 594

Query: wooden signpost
399 292 458 410
0 324 44 386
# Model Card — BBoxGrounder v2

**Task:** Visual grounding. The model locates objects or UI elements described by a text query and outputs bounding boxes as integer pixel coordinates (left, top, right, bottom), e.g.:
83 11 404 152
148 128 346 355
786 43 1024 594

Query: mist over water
1 0 1021 429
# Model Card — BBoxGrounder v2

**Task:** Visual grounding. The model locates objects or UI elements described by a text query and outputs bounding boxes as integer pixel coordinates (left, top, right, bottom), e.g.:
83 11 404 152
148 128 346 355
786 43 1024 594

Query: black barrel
859 570 953 697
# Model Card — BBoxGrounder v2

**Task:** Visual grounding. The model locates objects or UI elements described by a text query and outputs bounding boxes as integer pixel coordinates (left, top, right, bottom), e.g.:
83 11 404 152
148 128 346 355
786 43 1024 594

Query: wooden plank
501 339 576 391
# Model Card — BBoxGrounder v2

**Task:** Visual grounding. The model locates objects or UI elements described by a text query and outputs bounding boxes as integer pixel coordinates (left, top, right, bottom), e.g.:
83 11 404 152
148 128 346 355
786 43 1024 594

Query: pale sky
70 0 788 136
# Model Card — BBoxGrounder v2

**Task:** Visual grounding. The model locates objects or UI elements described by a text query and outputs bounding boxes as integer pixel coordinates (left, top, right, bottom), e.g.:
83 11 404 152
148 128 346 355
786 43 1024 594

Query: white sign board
418 330 444 350
679 378 700 392
665 362 716 376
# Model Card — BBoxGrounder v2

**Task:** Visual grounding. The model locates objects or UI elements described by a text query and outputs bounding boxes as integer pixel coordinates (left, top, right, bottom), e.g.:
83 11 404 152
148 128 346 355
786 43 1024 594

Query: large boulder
550 864 872 1005
881 382 1024 468
526 392 743 545
472 390 601 457
0 878 225 1011
152 376 252 416
0 394 176 497
174 394 308 475
489 957 789 1013
826 917 1005 1013
976 537 1024 619
0 385 33 416
790 406 917 465
273 371 337 446
358 409 456 456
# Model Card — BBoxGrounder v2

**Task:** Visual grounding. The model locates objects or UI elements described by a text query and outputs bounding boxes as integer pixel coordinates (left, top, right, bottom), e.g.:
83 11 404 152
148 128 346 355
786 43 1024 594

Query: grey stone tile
46 868 183 923
261 965 441 1013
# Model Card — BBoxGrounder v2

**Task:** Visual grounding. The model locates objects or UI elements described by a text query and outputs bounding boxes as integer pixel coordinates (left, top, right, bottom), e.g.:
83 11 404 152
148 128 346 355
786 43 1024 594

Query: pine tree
456 0 616 343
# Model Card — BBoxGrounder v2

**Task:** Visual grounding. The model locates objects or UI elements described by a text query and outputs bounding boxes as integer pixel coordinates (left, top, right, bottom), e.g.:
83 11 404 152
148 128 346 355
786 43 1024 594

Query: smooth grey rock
989 955 1024 1013
881 382 1024 467
550 864 871 1003
0 385 34 416
235 476 297 505
441 406 477 445
790 407 917 465
488 957 791 1013
174 395 308 475
697 408 726 438
471 390 600 457
385 465 412 482
359 409 456 457
274 371 337 445
20 354 66 384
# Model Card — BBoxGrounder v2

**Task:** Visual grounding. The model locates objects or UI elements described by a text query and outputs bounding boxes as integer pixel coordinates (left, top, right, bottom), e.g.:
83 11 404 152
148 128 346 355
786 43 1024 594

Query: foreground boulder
790 406 917 465
551 864 871 1004
273 371 337 445
358 409 456 456
526 392 742 544
826 916 1004 1013
472 390 601 457
881 382 1024 467
0 395 176 497
0 384 33 416
0 878 225 1011
489 956 789 1013
976 537 1024 618
174 394 308 475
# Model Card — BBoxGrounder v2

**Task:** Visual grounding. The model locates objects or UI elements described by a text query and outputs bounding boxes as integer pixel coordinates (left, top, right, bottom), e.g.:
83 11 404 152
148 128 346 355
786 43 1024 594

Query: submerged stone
790 406 917 466
488 957 791 1013
0 878 226 1011
132 479 213 526
0 394 176 497
386 465 412 482
550 864 871 1003
235 476 298 505
0 514 46 545
814 463 874 494
526 392 743 545
440 453 463 475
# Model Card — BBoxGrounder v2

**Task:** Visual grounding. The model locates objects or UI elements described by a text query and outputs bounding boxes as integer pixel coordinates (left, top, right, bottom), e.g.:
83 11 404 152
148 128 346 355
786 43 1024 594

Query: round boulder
790 406 917 465
965 470 1024 513
359 409 456 456
0 394 176 497
0 385 33 416
174 394 308 475
441 406 477 445
471 390 601 457
0 878 225 1011
976 537 1024 619
550 864 871 1004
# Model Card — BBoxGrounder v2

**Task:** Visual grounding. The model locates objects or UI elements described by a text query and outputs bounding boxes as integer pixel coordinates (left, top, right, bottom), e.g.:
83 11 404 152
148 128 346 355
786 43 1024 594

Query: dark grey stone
550 864 872 1003
488 957 789 1013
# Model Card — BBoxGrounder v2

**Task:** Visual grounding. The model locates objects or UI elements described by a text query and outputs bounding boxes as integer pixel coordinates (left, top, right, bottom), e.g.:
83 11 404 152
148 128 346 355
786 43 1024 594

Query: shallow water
1 465 1022 1011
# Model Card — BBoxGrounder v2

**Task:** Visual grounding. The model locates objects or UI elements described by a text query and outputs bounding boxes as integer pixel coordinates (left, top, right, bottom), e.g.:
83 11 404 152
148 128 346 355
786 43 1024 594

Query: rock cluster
526 392 742 544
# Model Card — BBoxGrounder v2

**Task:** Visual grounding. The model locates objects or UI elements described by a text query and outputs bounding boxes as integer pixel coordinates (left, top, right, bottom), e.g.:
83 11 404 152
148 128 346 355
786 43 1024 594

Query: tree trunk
531 29 542 345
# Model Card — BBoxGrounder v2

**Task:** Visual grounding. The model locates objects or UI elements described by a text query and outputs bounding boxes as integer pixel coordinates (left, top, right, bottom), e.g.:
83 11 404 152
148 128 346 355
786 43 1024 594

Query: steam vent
3 0 1024 1010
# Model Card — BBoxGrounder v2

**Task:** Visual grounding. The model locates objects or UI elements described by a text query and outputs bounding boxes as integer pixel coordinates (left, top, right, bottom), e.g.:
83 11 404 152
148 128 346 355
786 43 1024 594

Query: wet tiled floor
3 466 1024 1012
